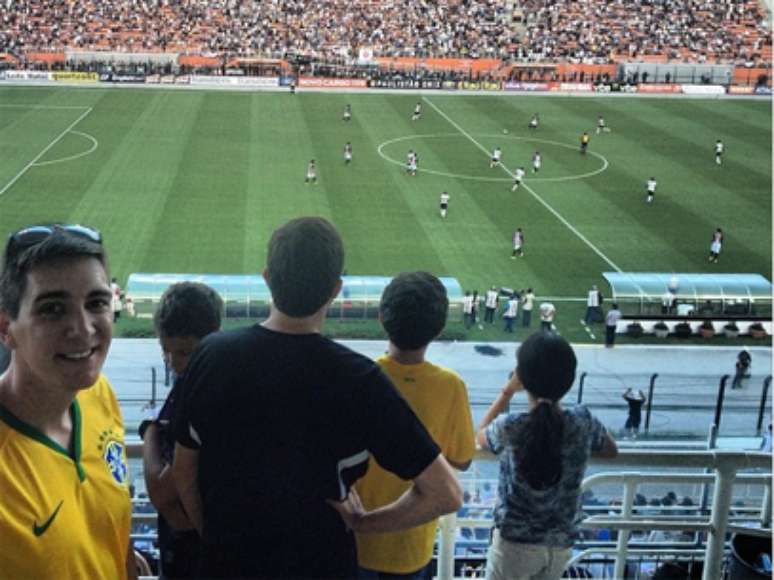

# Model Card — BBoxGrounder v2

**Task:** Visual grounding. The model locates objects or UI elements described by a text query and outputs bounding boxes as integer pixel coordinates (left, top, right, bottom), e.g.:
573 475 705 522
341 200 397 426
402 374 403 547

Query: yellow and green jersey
0 375 131 579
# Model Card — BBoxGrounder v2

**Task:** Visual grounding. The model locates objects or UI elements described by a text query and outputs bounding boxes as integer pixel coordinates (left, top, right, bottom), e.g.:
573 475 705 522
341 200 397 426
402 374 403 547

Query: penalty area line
0 107 94 198
422 96 624 273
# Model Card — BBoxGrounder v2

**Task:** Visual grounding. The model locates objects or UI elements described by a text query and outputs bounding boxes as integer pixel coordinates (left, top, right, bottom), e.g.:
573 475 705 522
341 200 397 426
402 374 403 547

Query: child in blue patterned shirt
477 332 618 580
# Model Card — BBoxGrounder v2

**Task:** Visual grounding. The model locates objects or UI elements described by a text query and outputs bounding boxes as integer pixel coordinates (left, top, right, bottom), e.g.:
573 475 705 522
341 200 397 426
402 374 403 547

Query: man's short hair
154 282 223 339
379 271 448 351
0 229 107 319
266 217 344 317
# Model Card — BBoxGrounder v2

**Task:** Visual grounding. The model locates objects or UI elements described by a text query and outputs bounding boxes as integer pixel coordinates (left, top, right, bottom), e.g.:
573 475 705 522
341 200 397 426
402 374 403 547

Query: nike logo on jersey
33 500 64 537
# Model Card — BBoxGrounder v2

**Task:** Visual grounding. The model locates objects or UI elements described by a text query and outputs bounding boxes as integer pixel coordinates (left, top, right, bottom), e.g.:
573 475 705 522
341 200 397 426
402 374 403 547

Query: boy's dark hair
513 332 577 490
154 282 223 338
379 271 448 350
0 229 107 319
266 217 344 317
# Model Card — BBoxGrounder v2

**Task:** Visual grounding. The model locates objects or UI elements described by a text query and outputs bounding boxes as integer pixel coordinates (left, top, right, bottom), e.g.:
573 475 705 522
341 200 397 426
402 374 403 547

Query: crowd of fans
1 0 770 66
0 0 515 61
518 0 771 65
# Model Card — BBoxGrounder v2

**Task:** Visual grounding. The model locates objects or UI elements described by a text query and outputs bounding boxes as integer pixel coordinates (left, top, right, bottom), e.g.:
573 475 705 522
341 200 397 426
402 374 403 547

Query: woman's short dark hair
154 282 223 339
379 271 448 350
0 229 107 319
513 332 577 490
266 217 344 317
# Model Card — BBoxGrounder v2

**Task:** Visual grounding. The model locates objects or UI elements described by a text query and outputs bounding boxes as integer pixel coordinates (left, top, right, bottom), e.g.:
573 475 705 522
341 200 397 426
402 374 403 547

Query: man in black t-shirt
173 217 462 579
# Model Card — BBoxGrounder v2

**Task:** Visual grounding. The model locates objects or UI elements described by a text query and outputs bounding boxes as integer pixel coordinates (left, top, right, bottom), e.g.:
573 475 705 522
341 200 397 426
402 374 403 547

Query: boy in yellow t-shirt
355 272 475 577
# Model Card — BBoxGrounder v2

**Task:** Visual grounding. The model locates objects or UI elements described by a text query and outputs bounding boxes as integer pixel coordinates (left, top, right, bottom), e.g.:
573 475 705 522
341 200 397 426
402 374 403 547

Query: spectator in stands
0 224 134 578
0 0 770 66
140 282 223 578
477 332 617 580
173 217 461 579
355 271 475 579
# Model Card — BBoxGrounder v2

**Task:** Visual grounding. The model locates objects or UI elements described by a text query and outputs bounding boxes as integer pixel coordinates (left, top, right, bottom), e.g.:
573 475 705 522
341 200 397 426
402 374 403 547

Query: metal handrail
126 444 771 580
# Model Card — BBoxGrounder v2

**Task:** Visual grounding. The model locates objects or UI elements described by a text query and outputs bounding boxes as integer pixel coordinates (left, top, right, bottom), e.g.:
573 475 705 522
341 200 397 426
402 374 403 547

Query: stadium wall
1 68 771 97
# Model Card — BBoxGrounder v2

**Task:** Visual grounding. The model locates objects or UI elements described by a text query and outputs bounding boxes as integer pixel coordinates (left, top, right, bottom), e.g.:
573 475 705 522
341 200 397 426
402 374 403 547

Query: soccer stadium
0 0 772 578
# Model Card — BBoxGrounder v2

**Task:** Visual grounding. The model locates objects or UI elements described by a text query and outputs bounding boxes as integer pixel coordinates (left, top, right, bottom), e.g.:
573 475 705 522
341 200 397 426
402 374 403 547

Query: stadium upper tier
0 0 770 66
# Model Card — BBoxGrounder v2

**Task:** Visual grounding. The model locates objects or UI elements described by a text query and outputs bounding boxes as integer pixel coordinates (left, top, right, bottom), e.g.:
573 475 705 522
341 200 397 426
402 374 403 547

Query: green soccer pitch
0 86 771 339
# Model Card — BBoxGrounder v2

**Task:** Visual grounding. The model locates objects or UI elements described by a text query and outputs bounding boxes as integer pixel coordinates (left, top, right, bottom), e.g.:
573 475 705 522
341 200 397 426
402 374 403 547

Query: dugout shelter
602 272 772 320
126 273 464 321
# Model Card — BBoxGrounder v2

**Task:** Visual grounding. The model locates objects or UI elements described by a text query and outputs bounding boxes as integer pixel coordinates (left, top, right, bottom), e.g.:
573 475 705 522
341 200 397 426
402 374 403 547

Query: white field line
0 107 94 197
0 104 91 110
422 96 624 273
32 131 99 167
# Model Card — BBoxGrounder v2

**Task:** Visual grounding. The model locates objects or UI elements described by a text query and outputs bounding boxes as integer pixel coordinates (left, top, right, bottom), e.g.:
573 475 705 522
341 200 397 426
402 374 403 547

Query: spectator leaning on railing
477 332 617 580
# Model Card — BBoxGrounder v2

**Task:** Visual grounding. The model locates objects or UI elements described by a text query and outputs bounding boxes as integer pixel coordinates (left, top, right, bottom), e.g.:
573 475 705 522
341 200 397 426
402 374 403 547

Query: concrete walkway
107 338 772 441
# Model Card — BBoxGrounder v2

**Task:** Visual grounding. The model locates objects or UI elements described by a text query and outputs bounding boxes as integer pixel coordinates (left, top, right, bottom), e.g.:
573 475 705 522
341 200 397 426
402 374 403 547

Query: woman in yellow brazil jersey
0 224 135 579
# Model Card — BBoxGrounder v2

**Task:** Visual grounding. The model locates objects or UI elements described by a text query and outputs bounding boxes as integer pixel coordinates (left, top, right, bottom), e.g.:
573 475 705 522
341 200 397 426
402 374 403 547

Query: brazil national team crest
99 429 128 485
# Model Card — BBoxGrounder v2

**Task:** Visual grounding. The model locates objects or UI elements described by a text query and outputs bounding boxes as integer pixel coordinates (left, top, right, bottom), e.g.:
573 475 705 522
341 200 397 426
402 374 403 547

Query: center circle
376 133 609 183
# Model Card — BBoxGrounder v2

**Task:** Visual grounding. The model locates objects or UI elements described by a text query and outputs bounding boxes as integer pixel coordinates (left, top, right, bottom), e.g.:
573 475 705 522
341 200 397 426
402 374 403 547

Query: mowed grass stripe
411 96 617 292
378 94 544 284
534 98 769 271
140 91 252 274
341 94 451 276
424 95 626 277
596 102 770 267
75 91 206 280
632 99 771 198
0 87 769 300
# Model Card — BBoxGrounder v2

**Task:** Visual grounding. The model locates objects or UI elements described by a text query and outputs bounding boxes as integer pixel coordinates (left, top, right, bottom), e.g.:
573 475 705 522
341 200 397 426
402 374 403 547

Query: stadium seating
1 0 770 65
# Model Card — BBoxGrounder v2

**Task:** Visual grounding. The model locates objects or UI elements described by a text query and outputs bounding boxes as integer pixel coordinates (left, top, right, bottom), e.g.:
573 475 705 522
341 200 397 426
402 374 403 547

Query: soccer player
580 132 590 154
715 139 724 165
528 113 539 130
343 104 352 122
305 159 317 184
646 177 657 204
412 102 422 121
344 142 353 164
709 227 724 263
0 224 133 578
596 115 610 134
406 150 418 176
511 227 524 258
439 191 450 218
532 151 542 173
512 166 526 191
490 147 502 168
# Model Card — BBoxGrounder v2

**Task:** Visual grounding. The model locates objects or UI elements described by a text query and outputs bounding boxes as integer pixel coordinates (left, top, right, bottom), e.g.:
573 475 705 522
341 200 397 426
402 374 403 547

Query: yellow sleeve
442 375 476 466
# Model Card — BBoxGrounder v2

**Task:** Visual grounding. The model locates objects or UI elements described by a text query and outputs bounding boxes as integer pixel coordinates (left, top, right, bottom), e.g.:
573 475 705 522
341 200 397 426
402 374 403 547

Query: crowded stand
518 0 771 65
0 0 770 66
